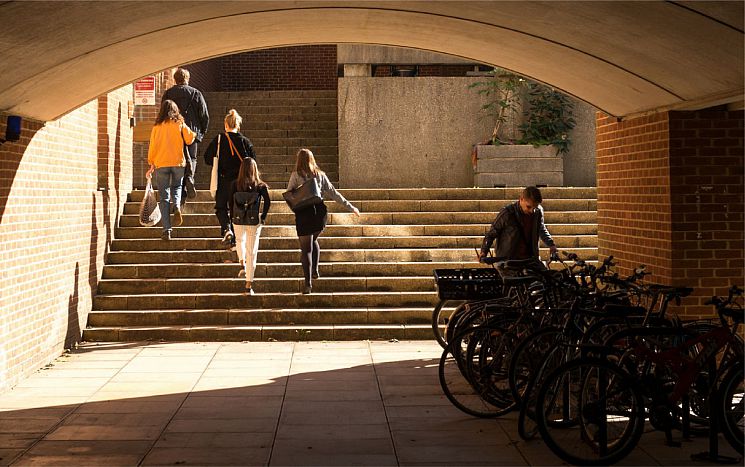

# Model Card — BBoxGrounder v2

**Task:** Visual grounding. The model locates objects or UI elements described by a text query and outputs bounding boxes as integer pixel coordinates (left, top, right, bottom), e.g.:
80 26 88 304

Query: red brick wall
186 58 221 92
596 110 745 318
596 112 673 282
220 45 337 91
669 110 744 316
0 87 132 392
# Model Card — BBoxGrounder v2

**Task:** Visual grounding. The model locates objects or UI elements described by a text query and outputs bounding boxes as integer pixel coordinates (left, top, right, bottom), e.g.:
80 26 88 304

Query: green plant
518 83 576 155
468 68 524 145
469 69 575 154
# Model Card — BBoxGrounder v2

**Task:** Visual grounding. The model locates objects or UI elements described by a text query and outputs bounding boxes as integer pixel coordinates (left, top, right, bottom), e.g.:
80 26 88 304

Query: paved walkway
0 341 739 466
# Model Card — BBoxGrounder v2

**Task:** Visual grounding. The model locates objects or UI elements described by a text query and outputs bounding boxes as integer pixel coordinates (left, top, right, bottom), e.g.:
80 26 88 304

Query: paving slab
0 341 740 467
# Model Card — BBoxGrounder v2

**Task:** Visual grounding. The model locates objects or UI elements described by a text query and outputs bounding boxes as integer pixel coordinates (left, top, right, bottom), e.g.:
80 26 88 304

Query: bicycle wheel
509 326 562 404
438 325 508 418
517 343 567 440
432 299 461 348
720 363 744 454
535 357 645 466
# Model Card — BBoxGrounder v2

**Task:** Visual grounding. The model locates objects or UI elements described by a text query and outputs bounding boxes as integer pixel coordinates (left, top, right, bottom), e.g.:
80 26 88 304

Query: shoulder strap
224 133 242 159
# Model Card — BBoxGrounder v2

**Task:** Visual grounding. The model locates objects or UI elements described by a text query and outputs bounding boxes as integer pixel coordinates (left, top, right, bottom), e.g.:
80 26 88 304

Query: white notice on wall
134 76 156 105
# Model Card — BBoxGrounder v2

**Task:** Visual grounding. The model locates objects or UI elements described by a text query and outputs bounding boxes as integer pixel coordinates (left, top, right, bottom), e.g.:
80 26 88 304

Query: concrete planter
474 144 563 187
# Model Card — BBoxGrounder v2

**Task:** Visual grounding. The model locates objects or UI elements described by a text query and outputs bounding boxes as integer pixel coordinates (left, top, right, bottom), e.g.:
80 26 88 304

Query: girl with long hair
229 158 270 295
203 109 256 249
287 148 360 294
146 99 196 240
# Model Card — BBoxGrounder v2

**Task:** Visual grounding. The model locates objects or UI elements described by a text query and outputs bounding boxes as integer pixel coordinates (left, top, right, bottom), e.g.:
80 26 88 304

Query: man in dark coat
478 186 558 262
162 67 209 202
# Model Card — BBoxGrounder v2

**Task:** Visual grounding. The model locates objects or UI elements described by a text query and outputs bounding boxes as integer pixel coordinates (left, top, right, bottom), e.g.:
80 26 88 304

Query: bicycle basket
433 268 502 300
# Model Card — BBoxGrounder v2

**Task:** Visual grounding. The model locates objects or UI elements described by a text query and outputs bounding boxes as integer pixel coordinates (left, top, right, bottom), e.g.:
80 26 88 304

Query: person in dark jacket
203 109 256 247
478 186 557 263
162 67 209 201
228 158 271 295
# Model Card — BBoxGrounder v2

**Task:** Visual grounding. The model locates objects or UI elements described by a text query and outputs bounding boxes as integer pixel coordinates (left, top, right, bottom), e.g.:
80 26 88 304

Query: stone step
97 276 437 295
102 261 479 279
232 106 337 117
258 163 339 175
205 90 338 99
240 120 338 131
258 155 339 165
123 199 597 215
207 97 338 108
93 291 439 310
118 211 598 227
113 223 598 239
105 247 598 265
128 187 597 202
235 129 338 139
102 259 595 280
250 137 338 148
82 324 430 342
87 307 432 327
260 173 339 184
109 235 597 252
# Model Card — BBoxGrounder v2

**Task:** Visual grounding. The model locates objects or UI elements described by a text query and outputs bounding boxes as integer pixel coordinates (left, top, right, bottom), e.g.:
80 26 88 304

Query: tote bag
138 176 161 227
282 177 323 212
209 134 221 198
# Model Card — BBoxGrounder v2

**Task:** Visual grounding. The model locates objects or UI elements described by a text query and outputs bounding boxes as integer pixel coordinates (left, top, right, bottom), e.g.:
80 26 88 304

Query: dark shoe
244 287 255 296
312 272 320 280
173 208 183 227
186 183 197 199
161 230 171 241
303 286 312 295
221 231 234 247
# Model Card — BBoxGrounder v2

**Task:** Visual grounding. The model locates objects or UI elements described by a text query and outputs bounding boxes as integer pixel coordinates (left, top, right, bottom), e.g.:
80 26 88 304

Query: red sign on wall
134 76 156 105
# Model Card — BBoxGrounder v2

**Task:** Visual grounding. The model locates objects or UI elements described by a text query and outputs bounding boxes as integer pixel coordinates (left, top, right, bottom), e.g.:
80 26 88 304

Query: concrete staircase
83 187 598 342
196 90 339 189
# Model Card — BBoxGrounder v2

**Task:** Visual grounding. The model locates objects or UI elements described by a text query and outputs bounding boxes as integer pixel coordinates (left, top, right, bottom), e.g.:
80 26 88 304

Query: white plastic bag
139 176 161 227
209 134 221 199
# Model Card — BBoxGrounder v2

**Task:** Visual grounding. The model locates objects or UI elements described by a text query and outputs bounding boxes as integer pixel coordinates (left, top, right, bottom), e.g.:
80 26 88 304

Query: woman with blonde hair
287 148 360 294
229 158 270 295
203 109 256 248
146 99 196 240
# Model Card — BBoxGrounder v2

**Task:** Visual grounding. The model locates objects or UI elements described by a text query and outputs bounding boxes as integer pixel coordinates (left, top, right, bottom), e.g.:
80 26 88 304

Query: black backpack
232 190 261 225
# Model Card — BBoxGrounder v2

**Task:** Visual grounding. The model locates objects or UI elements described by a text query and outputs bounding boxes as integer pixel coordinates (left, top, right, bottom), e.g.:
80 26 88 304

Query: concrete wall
564 100 598 186
0 87 133 392
339 77 493 188
339 76 596 188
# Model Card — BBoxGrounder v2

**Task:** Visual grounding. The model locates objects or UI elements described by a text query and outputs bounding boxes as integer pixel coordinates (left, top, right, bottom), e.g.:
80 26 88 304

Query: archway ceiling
0 1 742 121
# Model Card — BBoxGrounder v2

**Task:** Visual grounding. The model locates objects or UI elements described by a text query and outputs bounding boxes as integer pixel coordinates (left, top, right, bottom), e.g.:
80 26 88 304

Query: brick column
596 110 744 318
669 110 744 316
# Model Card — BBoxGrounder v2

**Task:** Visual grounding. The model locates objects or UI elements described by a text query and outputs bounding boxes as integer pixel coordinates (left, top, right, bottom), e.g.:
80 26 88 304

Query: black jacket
203 132 256 180
162 84 209 142
480 201 555 261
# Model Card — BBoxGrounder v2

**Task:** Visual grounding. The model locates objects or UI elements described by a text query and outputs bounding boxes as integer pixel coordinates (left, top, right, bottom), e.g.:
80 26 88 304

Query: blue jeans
155 166 185 232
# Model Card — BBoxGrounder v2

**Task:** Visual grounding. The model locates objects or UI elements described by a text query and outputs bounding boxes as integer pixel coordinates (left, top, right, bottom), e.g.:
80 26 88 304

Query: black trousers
181 141 198 203
215 175 234 237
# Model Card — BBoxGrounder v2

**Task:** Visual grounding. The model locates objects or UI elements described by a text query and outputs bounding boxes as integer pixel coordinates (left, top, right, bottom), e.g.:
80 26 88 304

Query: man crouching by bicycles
477 186 558 269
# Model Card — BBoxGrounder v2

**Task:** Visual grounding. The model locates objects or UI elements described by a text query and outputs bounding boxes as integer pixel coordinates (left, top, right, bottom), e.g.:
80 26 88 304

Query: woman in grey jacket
287 148 360 294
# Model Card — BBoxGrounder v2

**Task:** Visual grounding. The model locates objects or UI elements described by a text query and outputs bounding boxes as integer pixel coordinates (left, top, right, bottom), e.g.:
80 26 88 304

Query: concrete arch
0 1 742 121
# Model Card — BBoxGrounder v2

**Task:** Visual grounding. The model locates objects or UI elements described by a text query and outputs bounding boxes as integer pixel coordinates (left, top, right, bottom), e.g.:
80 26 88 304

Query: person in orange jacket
146 99 196 240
